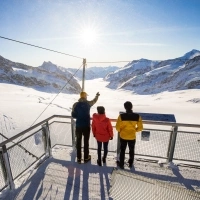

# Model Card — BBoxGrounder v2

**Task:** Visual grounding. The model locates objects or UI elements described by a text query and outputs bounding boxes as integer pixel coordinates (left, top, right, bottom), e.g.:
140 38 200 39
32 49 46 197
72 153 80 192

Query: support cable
0 35 85 143
0 36 83 60
87 61 133 64
87 58 190 64
14 62 83 152
2 62 83 152
0 36 191 64
30 63 83 127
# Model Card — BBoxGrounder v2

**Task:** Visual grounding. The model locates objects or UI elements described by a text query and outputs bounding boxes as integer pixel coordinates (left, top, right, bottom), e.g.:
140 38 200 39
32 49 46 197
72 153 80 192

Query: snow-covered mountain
1 49 200 95
105 59 159 89
105 49 200 94
67 66 119 80
0 56 81 94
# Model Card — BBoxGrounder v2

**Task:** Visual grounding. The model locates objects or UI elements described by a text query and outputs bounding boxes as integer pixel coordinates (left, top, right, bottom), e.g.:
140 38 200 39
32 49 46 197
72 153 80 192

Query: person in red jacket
92 106 113 166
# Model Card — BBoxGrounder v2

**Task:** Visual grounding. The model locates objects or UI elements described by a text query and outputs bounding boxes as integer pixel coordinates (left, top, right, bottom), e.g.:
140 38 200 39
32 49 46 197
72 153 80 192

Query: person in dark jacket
92 106 113 166
72 91 100 164
116 101 143 169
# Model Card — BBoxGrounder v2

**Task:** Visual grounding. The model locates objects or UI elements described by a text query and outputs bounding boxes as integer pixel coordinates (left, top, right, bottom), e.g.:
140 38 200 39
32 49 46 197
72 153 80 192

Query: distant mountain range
105 49 200 94
0 55 119 94
0 56 81 94
0 49 200 94
67 66 119 80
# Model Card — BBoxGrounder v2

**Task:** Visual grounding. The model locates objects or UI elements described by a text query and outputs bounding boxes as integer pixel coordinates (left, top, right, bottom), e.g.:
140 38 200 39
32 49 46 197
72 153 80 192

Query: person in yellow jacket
116 101 143 169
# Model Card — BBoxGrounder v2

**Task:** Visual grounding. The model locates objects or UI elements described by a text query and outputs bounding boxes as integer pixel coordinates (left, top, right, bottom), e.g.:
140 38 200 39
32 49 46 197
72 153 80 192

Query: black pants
120 138 136 166
97 141 109 161
76 126 90 160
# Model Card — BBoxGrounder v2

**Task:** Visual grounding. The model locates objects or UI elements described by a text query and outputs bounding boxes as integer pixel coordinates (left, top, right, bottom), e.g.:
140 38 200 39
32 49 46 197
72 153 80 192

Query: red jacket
92 113 113 142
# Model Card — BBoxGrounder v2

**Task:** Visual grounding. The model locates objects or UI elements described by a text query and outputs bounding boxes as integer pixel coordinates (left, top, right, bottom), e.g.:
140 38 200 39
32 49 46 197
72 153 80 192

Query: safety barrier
0 115 74 192
0 115 199 192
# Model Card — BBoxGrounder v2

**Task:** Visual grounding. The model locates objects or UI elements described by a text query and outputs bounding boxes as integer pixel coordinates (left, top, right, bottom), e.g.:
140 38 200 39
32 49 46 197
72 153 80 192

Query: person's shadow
63 149 113 200
6 148 114 200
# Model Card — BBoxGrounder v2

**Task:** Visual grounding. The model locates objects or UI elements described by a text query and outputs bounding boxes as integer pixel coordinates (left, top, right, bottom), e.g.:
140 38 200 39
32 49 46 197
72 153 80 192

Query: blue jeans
97 141 109 161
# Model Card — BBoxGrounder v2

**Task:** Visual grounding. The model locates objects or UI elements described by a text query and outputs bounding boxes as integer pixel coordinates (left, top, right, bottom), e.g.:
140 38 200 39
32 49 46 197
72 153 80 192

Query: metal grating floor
110 169 200 200
1 146 200 200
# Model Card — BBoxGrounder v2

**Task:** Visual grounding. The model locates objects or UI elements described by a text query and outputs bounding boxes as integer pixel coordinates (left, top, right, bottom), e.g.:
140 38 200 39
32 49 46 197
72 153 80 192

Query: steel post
1 145 14 190
168 126 178 162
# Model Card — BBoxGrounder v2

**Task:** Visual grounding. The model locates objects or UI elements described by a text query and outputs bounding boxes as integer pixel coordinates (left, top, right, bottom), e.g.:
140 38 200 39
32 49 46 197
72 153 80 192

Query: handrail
0 115 72 147
110 118 200 128
1 115 200 147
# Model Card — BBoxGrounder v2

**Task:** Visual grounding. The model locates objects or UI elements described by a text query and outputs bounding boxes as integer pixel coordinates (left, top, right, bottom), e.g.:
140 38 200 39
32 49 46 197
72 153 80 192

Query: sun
80 27 98 46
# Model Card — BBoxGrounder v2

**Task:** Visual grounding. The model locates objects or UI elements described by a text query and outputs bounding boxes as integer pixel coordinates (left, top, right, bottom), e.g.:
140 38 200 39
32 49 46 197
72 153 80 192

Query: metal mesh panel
89 131 98 150
174 131 200 162
110 169 200 200
0 152 7 190
135 129 171 158
7 129 45 179
49 122 72 147
107 129 118 152
90 127 171 159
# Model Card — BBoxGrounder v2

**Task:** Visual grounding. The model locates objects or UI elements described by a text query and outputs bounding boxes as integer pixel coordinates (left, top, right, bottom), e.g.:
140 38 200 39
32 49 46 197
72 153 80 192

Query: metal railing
0 115 73 192
0 115 199 192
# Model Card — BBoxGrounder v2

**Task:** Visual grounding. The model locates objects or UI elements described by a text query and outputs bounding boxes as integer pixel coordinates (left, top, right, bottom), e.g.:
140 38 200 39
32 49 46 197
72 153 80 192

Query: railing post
167 127 173 159
167 126 178 162
71 118 76 149
82 58 86 92
42 122 52 157
116 133 120 162
1 145 15 190
0 149 7 185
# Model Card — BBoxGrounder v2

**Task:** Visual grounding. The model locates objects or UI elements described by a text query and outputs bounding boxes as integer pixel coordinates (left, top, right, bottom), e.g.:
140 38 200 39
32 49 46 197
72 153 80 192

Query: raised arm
87 92 100 107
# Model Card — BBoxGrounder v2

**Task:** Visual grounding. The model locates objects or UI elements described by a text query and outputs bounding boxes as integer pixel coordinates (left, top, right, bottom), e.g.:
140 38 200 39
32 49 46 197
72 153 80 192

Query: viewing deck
2 147 200 200
0 115 200 199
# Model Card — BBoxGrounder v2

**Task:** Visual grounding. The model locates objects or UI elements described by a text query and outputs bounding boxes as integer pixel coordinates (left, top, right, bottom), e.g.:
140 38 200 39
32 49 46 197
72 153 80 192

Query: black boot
128 159 133 168
97 159 102 166
119 163 124 169
102 157 106 163
84 155 91 163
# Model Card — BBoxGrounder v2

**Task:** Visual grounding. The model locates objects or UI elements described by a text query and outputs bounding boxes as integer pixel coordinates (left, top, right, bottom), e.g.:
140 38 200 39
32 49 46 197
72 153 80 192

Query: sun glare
80 27 98 46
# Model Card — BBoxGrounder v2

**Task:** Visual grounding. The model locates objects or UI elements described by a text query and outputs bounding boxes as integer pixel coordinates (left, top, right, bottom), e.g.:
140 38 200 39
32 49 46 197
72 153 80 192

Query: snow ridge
105 49 200 94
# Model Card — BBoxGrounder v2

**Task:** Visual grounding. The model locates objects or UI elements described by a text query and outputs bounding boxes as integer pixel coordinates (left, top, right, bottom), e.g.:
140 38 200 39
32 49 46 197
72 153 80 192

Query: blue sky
0 0 200 68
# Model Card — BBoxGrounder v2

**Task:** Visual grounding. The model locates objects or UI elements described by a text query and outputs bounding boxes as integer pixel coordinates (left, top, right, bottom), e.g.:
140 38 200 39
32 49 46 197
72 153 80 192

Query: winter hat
97 106 105 114
80 91 88 98
124 101 132 111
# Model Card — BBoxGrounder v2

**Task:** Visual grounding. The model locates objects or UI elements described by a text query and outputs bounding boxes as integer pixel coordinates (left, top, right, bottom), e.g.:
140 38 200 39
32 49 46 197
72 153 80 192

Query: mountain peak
39 61 58 72
182 49 200 60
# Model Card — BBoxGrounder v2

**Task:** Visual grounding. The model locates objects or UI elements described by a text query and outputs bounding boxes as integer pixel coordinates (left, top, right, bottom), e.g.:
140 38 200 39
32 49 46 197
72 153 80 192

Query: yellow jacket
116 111 143 140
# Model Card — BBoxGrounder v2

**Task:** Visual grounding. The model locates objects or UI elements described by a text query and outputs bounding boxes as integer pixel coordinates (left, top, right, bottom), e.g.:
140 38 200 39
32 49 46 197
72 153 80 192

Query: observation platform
2 146 200 200
0 115 200 199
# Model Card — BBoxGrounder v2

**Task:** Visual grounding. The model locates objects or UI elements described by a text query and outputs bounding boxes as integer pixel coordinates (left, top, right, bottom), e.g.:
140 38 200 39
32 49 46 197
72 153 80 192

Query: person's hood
78 98 87 102
92 113 106 122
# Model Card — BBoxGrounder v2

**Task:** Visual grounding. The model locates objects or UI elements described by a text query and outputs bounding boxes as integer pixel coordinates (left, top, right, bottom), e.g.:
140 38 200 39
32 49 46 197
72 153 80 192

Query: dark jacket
72 95 99 127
